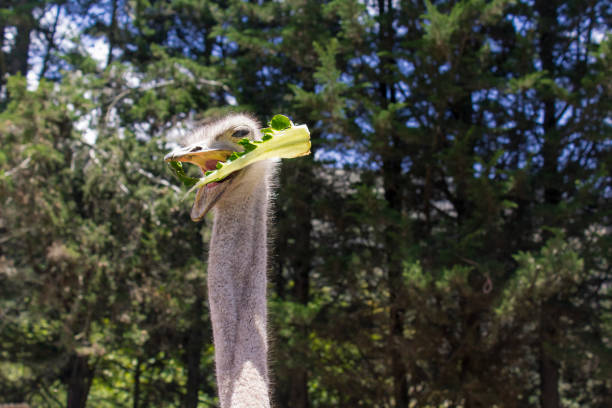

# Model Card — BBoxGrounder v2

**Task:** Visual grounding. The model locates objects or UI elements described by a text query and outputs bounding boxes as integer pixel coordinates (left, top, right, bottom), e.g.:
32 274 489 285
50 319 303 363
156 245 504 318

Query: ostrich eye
231 128 250 139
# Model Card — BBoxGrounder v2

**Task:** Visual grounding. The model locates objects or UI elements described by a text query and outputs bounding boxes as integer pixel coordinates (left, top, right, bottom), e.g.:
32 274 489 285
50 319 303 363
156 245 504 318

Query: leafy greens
167 114 310 191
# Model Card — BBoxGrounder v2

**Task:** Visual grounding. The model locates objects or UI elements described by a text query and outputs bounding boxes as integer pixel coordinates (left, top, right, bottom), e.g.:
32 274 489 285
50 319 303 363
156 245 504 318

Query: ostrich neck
207 184 271 408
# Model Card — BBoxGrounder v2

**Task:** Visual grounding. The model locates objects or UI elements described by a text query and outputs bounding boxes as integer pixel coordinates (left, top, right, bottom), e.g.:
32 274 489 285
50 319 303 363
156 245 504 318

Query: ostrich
165 113 275 408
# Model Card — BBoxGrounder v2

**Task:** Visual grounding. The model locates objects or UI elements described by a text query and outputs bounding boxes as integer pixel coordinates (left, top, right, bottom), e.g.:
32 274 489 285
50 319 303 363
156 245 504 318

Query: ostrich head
164 113 274 222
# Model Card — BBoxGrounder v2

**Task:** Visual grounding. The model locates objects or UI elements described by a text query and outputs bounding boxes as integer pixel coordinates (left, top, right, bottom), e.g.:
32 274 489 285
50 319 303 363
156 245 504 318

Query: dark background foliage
0 0 610 407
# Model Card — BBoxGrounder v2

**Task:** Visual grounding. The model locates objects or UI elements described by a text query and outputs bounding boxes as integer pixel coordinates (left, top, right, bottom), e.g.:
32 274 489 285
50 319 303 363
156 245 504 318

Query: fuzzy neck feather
207 161 273 408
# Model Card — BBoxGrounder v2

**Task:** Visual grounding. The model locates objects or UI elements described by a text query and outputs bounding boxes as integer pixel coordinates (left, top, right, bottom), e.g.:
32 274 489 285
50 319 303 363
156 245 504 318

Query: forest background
0 0 610 407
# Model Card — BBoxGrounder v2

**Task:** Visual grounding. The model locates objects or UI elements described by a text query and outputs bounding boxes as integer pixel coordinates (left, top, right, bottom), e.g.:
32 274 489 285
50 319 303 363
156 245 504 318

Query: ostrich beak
164 145 232 169
164 145 234 222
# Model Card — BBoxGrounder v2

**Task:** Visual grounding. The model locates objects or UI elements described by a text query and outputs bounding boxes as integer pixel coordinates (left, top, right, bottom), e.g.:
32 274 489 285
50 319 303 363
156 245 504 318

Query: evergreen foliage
0 0 610 407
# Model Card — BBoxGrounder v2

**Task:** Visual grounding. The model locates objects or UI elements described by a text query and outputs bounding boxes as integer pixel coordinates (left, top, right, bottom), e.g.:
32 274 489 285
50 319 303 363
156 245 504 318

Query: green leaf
238 138 258 153
168 161 199 188
502 200 518 209
269 114 292 131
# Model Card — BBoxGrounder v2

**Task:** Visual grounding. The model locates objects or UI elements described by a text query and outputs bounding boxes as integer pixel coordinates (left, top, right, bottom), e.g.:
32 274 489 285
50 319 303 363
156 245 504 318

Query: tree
1 0 610 406
293 0 611 405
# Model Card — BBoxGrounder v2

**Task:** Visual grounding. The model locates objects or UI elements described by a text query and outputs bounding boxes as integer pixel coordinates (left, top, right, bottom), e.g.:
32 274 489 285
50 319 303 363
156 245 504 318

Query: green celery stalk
188 121 310 193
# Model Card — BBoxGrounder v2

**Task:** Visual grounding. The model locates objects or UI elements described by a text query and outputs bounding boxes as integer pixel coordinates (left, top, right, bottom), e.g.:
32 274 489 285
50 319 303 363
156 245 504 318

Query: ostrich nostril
190 146 203 152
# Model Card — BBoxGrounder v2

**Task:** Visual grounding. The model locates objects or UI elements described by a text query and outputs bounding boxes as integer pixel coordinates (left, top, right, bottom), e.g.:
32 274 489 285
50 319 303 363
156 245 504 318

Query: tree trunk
288 368 309 408
288 159 313 408
383 144 408 407
133 358 141 408
8 12 33 76
39 4 61 80
377 0 407 403
0 21 7 90
535 2 562 406
106 0 118 67
185 294 205 408
539 304 560 408
66 354 94 408
384 154 408 408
